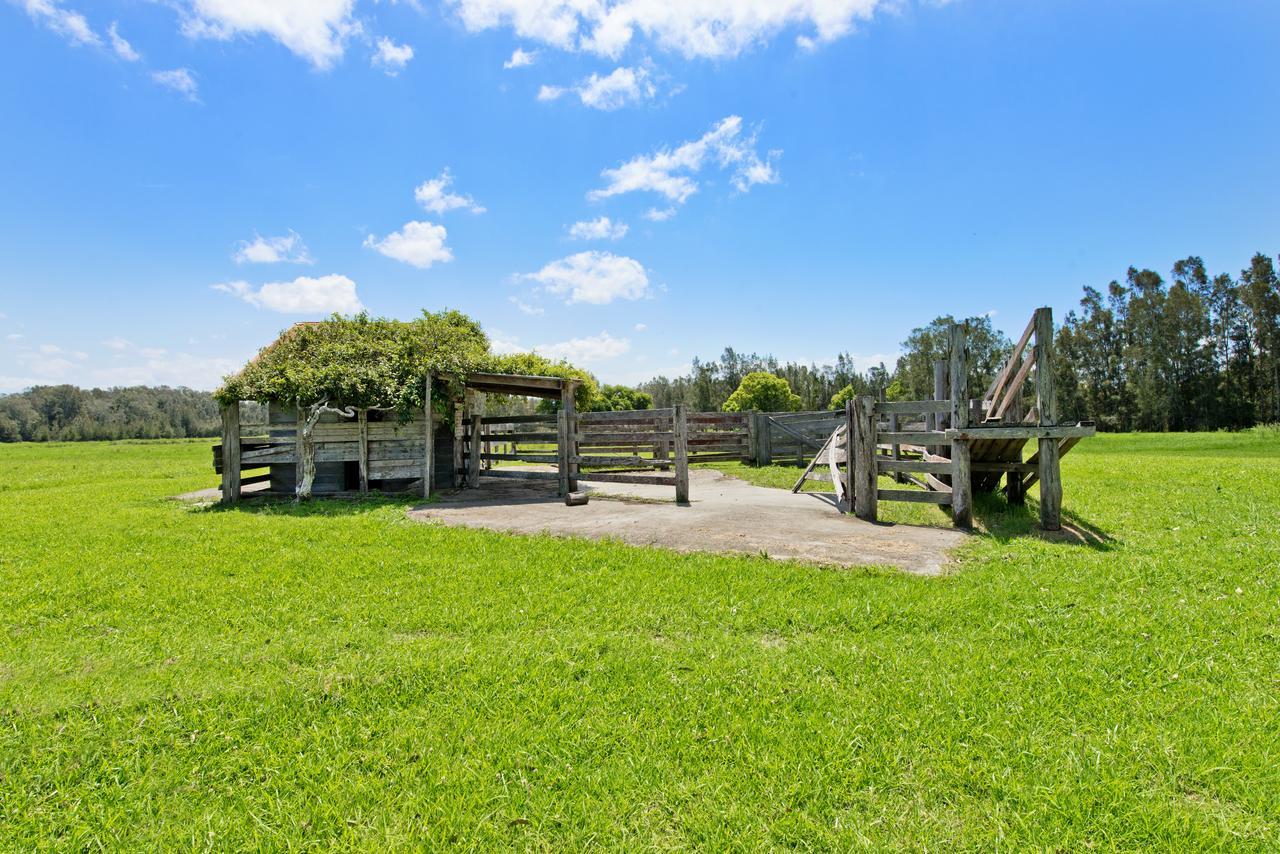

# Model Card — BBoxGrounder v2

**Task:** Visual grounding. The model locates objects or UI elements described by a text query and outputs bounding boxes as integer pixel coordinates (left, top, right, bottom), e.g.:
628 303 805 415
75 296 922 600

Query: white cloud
590 115 779 206
107 22 140 60
372 36 413 75
503 46 537 68
151 68 199 101
213 274 363 313
634 322 646 331
568 216 628 241
18 0 101 48
6 334 24 342
233 230 313 264
518 251 650 305
542 65 655 110
447 0 890 60
534 331 630 364
179 0 360 70
103 336 133 351
643 206 676 222
414 170 486 215
363 221 453 269
509 297 544 316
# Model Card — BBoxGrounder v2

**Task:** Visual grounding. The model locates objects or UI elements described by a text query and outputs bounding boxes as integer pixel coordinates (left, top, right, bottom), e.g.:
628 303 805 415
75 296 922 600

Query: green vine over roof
214 310 595 416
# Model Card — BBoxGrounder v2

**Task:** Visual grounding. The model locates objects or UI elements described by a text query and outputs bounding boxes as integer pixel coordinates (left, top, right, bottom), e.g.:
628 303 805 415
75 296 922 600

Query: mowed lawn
1 433 1278 849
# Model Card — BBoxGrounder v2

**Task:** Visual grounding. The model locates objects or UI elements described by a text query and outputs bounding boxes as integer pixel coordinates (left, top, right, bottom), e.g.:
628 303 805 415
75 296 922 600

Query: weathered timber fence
841 309 1095 530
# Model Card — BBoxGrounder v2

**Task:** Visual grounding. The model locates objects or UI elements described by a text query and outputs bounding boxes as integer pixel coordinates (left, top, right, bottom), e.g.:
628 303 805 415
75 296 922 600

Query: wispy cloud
213 274 364 313
151 67 199 101
589 116 779 212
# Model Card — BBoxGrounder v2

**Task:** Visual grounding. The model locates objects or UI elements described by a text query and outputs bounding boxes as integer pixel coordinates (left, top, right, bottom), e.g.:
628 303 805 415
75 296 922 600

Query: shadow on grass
970 491 1116 550
192 491 432 518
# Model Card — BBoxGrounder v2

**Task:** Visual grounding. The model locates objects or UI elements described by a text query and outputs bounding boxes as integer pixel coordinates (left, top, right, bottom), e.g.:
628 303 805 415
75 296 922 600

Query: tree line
2 251 1275 441
0 386 264 442
642 251 1280 431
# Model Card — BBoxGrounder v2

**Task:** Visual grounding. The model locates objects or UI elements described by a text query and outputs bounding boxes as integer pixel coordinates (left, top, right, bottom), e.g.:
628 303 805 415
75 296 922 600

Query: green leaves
722 372 802 412
215 310 596 416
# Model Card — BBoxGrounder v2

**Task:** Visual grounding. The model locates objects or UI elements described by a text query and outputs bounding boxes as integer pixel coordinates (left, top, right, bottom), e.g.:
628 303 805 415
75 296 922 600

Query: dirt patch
407 469 965 575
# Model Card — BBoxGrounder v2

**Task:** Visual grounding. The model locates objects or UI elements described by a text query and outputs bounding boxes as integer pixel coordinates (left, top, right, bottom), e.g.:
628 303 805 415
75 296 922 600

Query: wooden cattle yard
215 306 1092 531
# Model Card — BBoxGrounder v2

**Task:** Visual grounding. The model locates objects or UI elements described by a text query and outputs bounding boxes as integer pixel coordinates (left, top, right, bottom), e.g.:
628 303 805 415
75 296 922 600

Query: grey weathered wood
561 380 578 493
951 439 972 527
358 408 369 494
888 412 904 484
1034 307 1062 529
933 360 948 430
944 424 1095 440
579 472 678 487
852 396 877 521
984 314 1036 407
673 403 690 505
758 412 773 465
220 402 241 504
468 392 485 488
993 344 1037 421
876 431 949 444
746 409 758 465
422 375 433 497
453 399 465 487
950 323 969 431
465 372 566 393
876 458 954 474
565 491 589 507
294 403 305 497
1037 437 1062 530
482 468 560 481
877 399 952 415
878 488 952 505
557 409 570 497
843 400 855 510
949 323 973 528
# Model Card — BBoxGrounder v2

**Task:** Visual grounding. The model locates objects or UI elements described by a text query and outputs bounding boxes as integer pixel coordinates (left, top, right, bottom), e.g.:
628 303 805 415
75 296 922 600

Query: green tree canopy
215 310 594 417
722 372 802 412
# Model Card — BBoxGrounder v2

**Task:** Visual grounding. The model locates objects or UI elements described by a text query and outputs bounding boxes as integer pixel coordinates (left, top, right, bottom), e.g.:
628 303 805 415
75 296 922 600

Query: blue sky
2 0 1278 392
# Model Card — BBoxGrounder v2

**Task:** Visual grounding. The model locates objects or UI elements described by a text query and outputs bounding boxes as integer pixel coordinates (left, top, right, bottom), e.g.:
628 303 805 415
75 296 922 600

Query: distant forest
2 252 1276 441
0 386 264 442
641 252 1280 432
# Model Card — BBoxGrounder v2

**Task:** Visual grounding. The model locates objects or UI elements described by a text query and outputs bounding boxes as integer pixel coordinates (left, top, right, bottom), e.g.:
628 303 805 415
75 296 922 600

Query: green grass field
2 432 1278 849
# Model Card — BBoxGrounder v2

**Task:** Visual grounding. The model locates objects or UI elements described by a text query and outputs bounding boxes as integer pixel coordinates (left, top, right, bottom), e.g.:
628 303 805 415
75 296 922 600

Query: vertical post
950 323 973 528
358 408 369 494
844 399 856 511
1035 307 1062 530
561 381 578 492
746 410 758 465
933 360 948 429
557 409 570 497
852 396 877 521
220 401 241 504
889 412 904 484
423 374 433 497
452 398 465 488
673 404 690 505
295 403 304 495
468 392 484 488
758 412 773 466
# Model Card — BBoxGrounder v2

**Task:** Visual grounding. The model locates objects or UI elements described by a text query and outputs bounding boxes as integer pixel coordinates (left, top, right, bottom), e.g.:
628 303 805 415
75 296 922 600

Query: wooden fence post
556 409 570 497
358 408 369 494
1035 307 1062 530
453 398 465 488
561 381 578 492
950 324 973 528
422 373 433 497
844 399 856 511
852 396 877 521
220 401 240 504
746 409 758 465
673 404 690 505
758 412 773 466
468 392 484 488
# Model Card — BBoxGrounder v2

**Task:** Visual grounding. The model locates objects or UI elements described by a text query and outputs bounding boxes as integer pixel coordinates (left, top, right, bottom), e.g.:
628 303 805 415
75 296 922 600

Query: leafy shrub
216 310 594 418
722 372 801 412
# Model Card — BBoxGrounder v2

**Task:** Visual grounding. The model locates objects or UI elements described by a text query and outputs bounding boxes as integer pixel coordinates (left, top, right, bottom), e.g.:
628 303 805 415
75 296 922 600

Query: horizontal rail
877 488 952 505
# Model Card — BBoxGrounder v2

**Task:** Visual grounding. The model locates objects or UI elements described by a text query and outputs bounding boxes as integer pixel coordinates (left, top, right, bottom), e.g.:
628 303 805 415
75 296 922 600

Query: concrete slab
408 468 965 575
